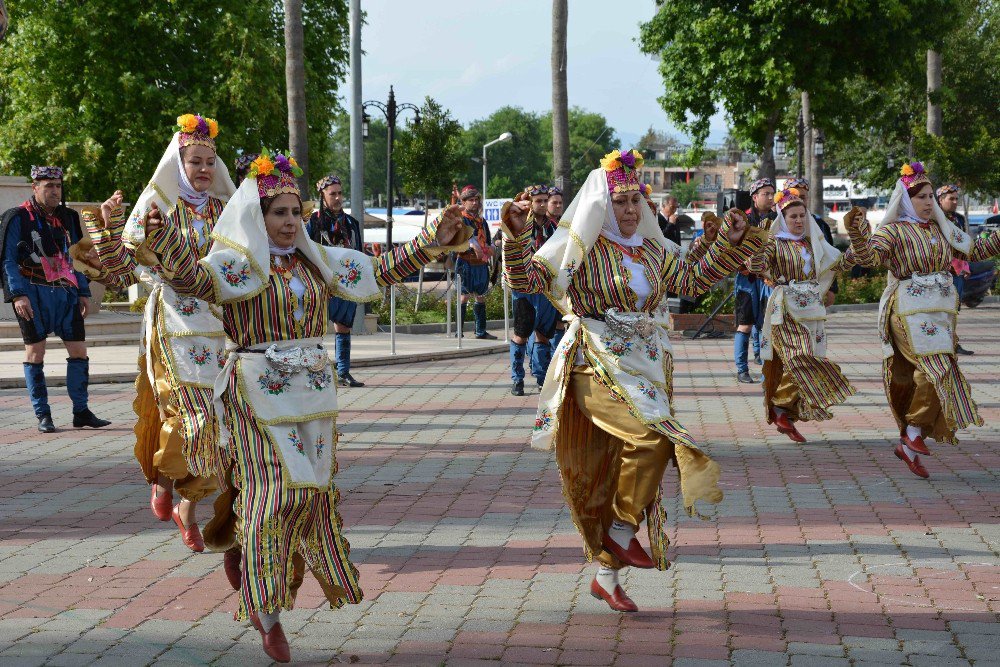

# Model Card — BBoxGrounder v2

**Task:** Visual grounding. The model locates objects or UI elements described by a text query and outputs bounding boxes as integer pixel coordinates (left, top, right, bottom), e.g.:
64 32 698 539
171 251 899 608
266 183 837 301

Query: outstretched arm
500 198 553 295
663 209 765 297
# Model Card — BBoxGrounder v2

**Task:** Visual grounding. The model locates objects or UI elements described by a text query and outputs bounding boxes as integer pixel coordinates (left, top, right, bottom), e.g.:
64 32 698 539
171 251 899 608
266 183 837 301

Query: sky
356 0 728 148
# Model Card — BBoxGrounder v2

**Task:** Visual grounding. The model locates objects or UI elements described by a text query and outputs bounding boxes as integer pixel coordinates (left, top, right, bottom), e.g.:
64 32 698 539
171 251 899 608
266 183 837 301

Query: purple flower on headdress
620 151 636 168
910 161 924 174
196 116 209 136
274 154 291 173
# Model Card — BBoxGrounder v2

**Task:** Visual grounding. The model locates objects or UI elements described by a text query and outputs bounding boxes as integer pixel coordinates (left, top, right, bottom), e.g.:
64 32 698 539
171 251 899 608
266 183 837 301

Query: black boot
37 415 56 433
73 409 111 429
474 302 496 339
67 358 110 428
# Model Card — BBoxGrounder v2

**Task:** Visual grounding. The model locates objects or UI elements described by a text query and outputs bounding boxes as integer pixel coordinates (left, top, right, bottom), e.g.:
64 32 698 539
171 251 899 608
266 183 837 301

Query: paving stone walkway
0 307 998 666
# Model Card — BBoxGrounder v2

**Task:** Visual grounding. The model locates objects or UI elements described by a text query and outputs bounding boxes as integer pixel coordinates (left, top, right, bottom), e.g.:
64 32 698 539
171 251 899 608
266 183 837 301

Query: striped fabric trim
769 318 856 422
226 377 362 620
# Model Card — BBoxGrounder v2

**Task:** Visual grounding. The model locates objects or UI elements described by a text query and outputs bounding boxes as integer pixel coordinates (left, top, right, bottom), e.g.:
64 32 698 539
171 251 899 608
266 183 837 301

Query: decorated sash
215 337 337 490
760 280 827 362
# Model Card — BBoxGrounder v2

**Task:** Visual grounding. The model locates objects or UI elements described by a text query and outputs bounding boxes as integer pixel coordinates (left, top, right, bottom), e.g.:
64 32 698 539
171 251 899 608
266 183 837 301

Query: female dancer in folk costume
85 114 236 552
748 187 859 442
141 150 469 662
502 149 763 612
848 161 1000 478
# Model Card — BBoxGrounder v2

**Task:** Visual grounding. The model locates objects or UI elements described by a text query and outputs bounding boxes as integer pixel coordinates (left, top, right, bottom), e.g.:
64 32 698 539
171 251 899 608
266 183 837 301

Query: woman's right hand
100 190 124 228
144 202 165 236
701 212 722 244
843 206 866 233
502 198 530 236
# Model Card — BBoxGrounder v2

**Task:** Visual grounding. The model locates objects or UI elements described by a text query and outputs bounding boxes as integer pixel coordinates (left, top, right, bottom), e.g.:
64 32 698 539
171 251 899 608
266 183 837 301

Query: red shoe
772 410 806 443
150 485 172 522
224 546 242 591
590 578 638 612
171 504 205 553
248 612 291 663
601 534 655 569
894 443 929 479
901 433 930 455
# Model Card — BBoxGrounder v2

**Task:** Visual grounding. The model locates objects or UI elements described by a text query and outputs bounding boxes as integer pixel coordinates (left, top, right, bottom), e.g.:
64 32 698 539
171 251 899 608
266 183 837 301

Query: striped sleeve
502 220 552 294
746 238 775 276
663 229 764 297
685 235 710 263
848 221 892 269
145 222 215 301
89 206 139 287
370 220 435 288
970 230 1000 261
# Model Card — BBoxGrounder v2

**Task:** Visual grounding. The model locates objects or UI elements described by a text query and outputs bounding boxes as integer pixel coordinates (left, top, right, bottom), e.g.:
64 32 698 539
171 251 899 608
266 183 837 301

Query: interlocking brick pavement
0 306 998 665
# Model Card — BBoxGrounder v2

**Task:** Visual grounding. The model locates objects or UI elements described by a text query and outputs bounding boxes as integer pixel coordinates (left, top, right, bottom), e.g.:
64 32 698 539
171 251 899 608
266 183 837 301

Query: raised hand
502 199 530 235
434 204 465 247
144 202 165 237
701 212 722 244
724 208 749 246
843 206 866 233
100 190 124 228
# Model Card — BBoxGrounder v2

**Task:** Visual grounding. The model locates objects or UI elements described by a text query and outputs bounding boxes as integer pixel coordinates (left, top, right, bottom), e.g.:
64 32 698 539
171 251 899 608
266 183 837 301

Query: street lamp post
482 132 513 205
363 86 420 249
481 131 513 342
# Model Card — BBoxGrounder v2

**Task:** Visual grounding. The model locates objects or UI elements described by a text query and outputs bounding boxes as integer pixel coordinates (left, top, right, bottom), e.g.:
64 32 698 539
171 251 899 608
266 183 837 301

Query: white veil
123 133 236 247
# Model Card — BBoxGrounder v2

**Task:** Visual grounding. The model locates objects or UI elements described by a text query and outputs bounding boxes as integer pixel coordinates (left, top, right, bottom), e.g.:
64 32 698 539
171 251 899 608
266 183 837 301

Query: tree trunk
284 0 310 193
0 0 9 42
758 122 777 184
926 49 943 137
551 0 571 199
801 91 812 184
809 126 824 216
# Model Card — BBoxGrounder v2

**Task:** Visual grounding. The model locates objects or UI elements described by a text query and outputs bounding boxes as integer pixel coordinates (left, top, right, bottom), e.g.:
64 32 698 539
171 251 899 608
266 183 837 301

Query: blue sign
483 198 511 225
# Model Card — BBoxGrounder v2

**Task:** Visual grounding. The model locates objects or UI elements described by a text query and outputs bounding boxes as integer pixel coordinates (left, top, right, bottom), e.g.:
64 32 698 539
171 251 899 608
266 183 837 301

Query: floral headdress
547 186 563 197
600 149 644 194
248 149 303 199
773 187 804 211
524 184 550 197
899 161 930 190
783 177 809 190
30 165 63 181
316 174 341 192
176 113 219 150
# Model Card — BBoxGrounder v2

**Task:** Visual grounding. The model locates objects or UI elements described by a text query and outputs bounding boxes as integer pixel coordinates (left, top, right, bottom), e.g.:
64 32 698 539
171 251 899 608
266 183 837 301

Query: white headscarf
600 191 644 248
177 154 210 212
123 133 236 247
770 201 841 290
531 167 667 312
878 180 972 255
209 176 333 289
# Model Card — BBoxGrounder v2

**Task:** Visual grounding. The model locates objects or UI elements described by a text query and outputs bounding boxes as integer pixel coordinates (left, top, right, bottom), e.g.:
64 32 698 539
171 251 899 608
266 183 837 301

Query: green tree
828 1 1000 196
638 1 950 182
458 106 548 198
670 180 700 207
540 107 619 189
0 0 349 201
395 97 465 202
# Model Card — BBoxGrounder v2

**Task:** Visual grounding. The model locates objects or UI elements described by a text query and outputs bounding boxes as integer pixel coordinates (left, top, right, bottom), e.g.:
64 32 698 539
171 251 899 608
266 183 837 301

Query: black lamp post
363 86 420 248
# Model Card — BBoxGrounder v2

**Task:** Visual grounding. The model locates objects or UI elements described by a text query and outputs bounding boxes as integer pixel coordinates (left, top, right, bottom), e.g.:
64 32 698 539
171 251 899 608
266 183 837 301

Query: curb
0 343 507 389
